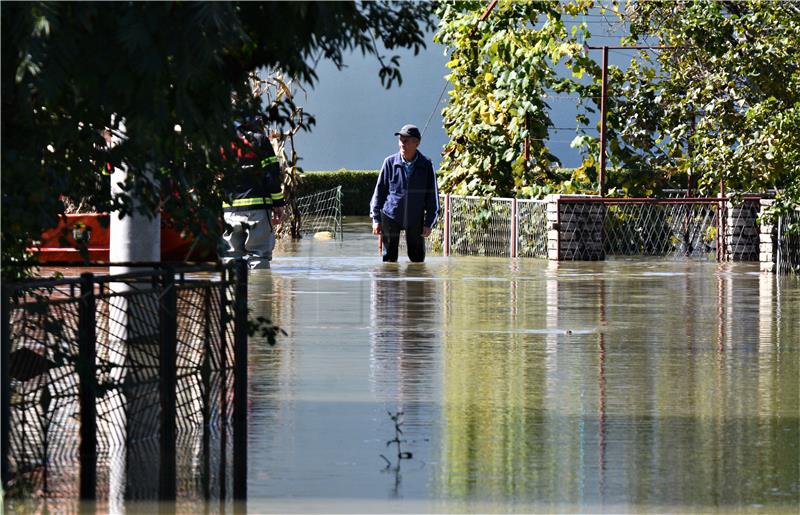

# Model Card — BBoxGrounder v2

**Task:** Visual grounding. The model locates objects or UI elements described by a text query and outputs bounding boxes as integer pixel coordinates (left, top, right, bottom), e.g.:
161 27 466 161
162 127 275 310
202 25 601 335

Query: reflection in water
369 264 440 497
434 260 798 508
245 234 798 512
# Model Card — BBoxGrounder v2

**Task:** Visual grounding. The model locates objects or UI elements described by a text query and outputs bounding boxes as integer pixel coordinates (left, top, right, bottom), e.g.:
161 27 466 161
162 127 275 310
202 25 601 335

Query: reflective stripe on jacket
223 134 285 213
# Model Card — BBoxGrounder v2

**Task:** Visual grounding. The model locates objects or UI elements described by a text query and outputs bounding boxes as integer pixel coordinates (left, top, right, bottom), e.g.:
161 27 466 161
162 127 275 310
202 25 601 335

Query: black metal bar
1 284 11 491
202 285 212 502
219 268 229 503
159 267 177 502
233 259 248 502
78 273 97 500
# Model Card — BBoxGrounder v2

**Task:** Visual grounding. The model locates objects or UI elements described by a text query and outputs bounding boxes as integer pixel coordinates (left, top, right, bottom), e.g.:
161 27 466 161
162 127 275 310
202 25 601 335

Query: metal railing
427 194 791 265
1 261 250 505
778 209 800 274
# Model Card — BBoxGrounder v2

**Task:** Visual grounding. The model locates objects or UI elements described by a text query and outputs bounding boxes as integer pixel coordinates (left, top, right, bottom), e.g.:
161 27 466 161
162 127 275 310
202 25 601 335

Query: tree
623 0 800 218
435 0 598 198
436 0 800 219
2 1 436 278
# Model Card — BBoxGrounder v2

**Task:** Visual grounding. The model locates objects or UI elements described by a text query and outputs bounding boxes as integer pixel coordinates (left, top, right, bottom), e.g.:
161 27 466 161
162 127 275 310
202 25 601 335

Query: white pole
106 118 162 498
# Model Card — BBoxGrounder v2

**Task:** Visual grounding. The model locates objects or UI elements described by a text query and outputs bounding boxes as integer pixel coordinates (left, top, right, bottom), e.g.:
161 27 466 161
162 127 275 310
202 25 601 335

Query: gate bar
1 285 10 491
78 273 97 500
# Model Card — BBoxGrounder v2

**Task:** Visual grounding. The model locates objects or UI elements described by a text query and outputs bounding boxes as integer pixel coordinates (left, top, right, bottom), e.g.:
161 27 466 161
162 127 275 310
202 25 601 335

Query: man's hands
272 207 284 225
372 222 430 237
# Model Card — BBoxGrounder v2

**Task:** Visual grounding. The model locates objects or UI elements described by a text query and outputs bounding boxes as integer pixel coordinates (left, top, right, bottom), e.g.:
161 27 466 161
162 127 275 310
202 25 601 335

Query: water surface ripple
246 227 799 513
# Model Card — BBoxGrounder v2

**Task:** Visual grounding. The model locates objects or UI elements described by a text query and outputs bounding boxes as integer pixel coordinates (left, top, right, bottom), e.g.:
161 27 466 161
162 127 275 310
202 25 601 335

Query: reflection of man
369 266 437 405
369 124 439 263
221 115 285 270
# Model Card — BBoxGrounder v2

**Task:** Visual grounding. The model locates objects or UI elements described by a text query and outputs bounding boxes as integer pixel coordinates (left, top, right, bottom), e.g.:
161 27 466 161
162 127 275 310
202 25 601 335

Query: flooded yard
243 220 799 513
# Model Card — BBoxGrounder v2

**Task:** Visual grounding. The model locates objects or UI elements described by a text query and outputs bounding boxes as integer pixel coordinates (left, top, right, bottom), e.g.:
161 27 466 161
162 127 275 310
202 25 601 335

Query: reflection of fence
296 186 343 238
428 194 795 268
1 262 249 506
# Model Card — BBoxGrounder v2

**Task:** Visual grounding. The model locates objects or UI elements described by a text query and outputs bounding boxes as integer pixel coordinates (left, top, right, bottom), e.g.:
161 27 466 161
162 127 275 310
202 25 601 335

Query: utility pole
585 45 676 197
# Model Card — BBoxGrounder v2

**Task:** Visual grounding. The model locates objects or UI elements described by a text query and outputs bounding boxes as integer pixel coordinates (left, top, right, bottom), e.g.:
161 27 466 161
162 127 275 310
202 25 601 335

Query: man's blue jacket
369 151 439 229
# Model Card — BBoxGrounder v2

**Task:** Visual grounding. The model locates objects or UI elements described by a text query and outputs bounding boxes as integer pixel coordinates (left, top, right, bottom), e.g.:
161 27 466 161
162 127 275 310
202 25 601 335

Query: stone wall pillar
725 198 760 261
759 199 778 273
546 195 606 261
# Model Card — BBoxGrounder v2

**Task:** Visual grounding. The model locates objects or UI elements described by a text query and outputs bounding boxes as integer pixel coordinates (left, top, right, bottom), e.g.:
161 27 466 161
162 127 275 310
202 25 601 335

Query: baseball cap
394 124 421 139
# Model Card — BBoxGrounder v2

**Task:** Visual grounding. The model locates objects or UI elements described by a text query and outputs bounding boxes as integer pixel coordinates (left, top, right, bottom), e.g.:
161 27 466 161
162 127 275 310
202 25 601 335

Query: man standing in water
369 124 439 262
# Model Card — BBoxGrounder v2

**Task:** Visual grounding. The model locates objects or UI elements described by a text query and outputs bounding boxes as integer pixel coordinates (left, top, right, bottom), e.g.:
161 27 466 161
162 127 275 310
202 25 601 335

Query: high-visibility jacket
223 131 285 213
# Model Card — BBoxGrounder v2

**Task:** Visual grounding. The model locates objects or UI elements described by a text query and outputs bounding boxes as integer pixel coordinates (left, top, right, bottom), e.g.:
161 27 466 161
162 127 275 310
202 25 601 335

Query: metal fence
778 209 800 274
295 186 343 238
428 194 793 266
585 198 722 260
1 261 250 507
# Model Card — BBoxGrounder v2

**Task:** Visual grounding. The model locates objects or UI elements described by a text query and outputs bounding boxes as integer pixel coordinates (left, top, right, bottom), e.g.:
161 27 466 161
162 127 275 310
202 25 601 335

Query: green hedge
298 169 379 216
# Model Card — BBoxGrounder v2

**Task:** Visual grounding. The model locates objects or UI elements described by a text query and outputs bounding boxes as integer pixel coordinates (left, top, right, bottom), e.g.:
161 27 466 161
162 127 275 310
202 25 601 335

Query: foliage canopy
435 0 800 217
1 1 435 277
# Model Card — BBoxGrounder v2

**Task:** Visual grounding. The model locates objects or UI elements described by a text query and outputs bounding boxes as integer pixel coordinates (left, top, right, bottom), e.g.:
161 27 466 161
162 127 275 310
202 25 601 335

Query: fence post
1 285 10 491
777 215 783 275
337 186 344 241
233 259 248 502
78 273 97 501
511 198 518 258
159 267 177 502
219 268 229 501
443 194 451 257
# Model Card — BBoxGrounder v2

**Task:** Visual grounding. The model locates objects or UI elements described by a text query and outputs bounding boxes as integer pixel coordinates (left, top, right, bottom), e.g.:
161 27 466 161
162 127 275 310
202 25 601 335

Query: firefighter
221 115 285 269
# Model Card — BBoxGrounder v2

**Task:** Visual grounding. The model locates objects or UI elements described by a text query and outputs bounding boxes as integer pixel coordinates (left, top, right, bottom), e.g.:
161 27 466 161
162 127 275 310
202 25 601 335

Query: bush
298 169 379 216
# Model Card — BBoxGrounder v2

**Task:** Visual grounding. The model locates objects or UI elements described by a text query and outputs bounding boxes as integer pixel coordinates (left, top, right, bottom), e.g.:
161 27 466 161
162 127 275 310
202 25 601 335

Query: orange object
28 213 215 263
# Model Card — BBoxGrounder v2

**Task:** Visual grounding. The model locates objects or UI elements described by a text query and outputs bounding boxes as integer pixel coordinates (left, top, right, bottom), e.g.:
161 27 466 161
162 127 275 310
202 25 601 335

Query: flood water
244 220 799 513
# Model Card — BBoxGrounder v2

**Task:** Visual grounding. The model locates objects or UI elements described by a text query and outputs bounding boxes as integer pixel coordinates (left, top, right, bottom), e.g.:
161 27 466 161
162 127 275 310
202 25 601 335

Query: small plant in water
380 411 412 468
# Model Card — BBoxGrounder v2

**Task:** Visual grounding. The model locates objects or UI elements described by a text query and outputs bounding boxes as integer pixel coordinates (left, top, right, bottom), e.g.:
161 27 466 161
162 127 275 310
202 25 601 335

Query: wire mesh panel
778 209 800 274
448 196 513 256
4 284 84 501
296 186 342 237
517 199 548 258
602 200 720 259
2 265 240 506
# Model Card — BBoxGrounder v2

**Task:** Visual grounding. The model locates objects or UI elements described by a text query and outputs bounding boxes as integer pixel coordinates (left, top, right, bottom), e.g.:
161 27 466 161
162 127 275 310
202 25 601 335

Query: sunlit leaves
435 0 594 198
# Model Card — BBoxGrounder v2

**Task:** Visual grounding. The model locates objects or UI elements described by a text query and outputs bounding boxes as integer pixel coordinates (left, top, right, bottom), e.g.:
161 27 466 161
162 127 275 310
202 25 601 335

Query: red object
28 213 215 263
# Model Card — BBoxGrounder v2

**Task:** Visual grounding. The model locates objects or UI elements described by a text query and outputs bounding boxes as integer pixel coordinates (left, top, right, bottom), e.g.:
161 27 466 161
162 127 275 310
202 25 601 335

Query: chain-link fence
601 199 720 259
2 262 249 507
295 186 342 238
443 196 513 256
778 209 800 274
516 200 549 258
429 194 796 267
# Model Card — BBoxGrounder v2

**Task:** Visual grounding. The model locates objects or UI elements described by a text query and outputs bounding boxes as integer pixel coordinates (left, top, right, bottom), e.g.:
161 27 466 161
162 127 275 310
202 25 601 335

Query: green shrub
298 169 379 216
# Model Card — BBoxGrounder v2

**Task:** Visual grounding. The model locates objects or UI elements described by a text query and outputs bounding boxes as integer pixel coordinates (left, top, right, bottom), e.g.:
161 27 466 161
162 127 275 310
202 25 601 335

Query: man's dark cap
394 124 421 139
